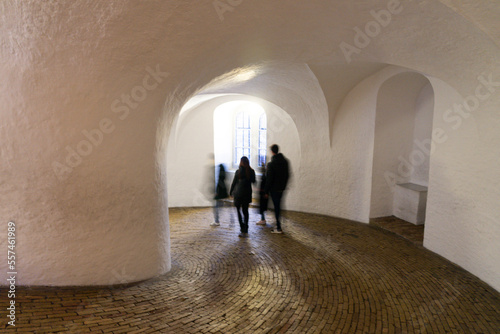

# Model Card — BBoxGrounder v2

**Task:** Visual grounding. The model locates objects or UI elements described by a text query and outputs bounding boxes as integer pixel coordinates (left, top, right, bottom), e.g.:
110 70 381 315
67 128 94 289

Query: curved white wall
0 58 171 285
167 98 217 208
424 76 500 292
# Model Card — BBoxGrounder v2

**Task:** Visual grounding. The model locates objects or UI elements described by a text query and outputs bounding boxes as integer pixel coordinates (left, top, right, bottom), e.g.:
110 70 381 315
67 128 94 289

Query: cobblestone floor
370 216 425 246
1 206 499 333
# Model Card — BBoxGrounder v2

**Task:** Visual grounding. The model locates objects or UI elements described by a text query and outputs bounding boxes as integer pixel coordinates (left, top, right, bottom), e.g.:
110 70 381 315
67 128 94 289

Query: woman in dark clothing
230 156 256 238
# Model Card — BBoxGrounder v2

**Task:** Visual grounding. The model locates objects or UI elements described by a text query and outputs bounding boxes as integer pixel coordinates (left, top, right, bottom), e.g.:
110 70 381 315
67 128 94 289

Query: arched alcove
370 72 434 224
166 94 301 209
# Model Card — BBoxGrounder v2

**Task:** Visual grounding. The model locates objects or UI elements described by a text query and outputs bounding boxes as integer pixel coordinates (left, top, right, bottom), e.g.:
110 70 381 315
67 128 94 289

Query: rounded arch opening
165 94 301 209
370 71 435 225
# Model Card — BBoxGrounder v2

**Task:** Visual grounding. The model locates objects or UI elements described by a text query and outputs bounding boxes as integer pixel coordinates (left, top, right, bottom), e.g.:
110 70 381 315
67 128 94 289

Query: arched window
234 111 251 165
258 114 267 167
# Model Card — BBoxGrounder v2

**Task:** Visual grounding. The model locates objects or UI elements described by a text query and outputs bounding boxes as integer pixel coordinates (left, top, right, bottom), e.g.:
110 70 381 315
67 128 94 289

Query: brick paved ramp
2 207 499 333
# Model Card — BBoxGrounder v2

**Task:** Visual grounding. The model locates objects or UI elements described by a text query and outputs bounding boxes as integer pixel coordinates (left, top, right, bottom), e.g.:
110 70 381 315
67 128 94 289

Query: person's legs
257 196 266 225
259 194 267 221
241 202 249 233
271 191 283 231
235 202 248 237
235 203 243 225
214 200 220 222
211 200 221 226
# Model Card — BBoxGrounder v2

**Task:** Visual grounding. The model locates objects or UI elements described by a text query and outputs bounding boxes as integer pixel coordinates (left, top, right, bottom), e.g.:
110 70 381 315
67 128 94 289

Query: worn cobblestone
1 206 499 333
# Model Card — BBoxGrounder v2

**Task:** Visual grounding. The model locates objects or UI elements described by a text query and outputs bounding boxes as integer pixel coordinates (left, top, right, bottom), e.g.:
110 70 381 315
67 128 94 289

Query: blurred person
202 153 216 203
230 156 256 238
256 163 268 225
211 163 229 226
264 144 289 234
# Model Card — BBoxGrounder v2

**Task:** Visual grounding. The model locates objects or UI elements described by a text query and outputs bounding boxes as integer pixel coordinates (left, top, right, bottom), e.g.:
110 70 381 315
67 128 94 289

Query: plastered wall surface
424 77 500 292
1 1 499 291
411 83 435 186
167 100 216 208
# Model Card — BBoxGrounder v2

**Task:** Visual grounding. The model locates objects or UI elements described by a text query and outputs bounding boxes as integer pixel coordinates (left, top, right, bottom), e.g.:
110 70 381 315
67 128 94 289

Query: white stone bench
393 183 428 225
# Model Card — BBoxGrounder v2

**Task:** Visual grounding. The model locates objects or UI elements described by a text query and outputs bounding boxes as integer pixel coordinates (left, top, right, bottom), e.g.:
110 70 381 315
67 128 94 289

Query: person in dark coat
256 163 268 225
230 156 256 238
264 144 289 234
211 164 228 226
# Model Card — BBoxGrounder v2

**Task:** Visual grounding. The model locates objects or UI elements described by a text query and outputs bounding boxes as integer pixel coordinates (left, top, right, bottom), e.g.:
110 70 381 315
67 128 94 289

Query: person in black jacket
264 144 289 234
230 156 256 238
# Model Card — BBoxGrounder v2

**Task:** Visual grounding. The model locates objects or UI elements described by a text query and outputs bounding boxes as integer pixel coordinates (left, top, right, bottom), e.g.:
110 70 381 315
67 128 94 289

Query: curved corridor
5 207 500 333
